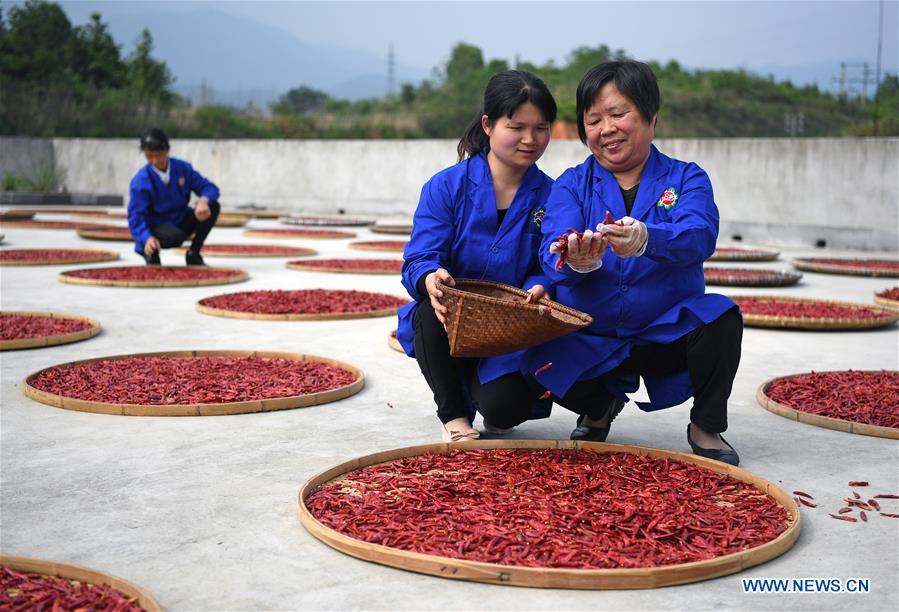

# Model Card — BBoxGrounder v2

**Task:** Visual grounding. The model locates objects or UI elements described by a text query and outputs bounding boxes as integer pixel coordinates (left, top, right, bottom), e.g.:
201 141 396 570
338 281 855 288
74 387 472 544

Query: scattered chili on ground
307 448 790 569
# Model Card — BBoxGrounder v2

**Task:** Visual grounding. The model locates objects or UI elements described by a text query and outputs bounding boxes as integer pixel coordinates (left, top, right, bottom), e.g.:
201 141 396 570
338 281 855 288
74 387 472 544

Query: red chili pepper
848 481 869 486
199 289 408 315
797 497 817 508
829 514 858 522
0 249 115 263
792 491 814 499
734 297 896 321
880 513 899 518
838 507 853 514
876 287 899 300
859 511 868 522
64 266 243 282
0 566 143 611
874 494 899 499
538 390 552 400
1 314 93 341
602 211 615 225
803 259 899 272
868 499 881 511
534 362 553 376
200 244 315 256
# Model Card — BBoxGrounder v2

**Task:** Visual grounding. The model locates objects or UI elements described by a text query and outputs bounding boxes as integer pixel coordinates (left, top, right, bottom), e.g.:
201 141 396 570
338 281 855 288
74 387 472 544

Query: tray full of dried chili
279 214 375 227
1 311 100 351
703 267 801 287
77 227 134 241
286 258 403 275
298 440 799 589
1 554 161 611
58 265 249 288
757 370 899 439
388 329 403 353
223 208 290 219
22 350 364 416
0 219 118 231
175 243 317 258
196 289 408 320
792 257 899 278
68 210 128 218
243 228 356 239
0 248 120 266
0 210 35 221
348 240 408 252
708 245 780 262
369 223 413 235
436 279 593 357
214 214 249 227
874 287 899 309
732 295 899 330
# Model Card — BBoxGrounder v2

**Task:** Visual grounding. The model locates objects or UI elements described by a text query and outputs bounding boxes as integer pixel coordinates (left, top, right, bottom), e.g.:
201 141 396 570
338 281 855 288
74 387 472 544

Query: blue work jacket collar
467 150 544 233
590 145 672 221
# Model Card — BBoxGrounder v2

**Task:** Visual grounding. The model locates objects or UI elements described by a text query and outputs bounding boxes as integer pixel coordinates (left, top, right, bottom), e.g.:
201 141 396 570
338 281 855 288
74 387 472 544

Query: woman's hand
600 216 647 257
525 284 546 304
425 268 455 325
564 230 607 272
194 197 212 222
144 236 161 256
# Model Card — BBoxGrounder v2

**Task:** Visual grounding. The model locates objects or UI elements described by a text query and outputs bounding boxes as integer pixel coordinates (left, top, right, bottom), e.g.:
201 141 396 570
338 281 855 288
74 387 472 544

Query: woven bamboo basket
436 279 592 357
0 553 162 611
708 245 780 262
279 214 375 227
703 267 802 287
1 311 101 351
22 349 365 416
297 439 800 589
0 248 120 266
733 295 899 330
756 373 898 440
792 258 899 278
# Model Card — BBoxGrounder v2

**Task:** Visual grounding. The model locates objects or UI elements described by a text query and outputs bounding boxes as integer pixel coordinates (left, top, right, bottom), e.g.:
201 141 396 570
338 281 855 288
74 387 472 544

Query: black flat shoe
570 399 625 442
185 250 205 266
687 424 740 466
144 252 161 266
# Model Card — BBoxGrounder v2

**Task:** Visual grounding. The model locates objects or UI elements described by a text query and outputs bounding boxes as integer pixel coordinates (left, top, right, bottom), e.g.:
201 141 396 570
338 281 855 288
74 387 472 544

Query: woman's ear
652 114 658 129
481 114 491 135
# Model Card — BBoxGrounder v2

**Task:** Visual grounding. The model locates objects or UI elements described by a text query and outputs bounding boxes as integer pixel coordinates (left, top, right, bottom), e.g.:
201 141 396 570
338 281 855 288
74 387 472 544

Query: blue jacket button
621 285 628 292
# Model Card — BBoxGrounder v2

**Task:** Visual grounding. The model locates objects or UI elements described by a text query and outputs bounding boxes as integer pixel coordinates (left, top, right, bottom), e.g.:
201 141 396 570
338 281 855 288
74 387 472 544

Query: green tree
126 28 174 104
72 13 125 90
271 85 330 115
0 0 74 86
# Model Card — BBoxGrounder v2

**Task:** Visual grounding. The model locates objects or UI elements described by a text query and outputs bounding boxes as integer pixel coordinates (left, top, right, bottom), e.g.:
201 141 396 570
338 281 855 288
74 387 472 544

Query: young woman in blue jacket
525 61 743 465
128 128 221 265
397 70 557 442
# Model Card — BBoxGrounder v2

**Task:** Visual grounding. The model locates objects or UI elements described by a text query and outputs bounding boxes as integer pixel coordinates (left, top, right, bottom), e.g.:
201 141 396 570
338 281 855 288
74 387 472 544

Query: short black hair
576 61 659 145
140 127 170 151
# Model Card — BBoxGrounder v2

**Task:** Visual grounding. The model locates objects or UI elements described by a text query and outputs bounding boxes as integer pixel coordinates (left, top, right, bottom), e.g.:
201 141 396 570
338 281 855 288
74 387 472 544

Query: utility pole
873 0 884 136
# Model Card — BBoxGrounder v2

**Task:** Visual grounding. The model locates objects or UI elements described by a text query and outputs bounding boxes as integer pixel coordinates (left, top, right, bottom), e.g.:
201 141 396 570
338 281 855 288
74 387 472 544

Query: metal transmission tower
832 62 873 99
387 43 396 98
874 0 885 135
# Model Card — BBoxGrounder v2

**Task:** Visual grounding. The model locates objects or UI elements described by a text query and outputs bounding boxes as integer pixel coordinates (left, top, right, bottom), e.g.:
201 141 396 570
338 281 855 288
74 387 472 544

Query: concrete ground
1 215 897 611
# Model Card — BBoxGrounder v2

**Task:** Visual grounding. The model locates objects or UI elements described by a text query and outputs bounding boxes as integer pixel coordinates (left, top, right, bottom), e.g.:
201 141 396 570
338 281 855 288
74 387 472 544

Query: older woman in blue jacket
398 70 557 442
525 61 743 465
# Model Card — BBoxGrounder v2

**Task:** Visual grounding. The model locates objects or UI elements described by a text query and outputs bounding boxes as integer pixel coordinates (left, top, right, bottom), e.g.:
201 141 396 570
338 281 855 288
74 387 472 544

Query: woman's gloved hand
550 230 607 273
599 216 648 258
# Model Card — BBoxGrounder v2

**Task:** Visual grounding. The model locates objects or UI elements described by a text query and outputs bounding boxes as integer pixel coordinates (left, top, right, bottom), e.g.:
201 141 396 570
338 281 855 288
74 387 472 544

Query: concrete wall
2 137 896 250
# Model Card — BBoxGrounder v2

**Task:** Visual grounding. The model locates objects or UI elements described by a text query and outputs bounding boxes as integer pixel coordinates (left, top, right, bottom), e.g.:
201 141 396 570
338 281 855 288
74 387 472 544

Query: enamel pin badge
657 187 679 210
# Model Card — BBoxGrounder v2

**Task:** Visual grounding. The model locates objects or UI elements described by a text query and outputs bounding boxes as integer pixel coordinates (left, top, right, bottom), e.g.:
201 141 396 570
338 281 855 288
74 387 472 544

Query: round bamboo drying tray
286 259 402 275
792 258 899 278
0 248 119 266
0 553 162 611
68 210 127 218
231 209 291 219
77 227 134 241
215 214 249 227
0 233 4 243
733 295 899 330
349 241 407 252
195 290 406 321
874 289 899 309
703 267 802 287
757 373 898 440
22 349 365 417
298 439 800 589
388 329 403 353
0 210 35 221
708 246 780 262
1 311 101 351
279 214 375 227
174 244 317 258
0 220 117 230
243 228 356 239
370 224 413 235
58 265 249 288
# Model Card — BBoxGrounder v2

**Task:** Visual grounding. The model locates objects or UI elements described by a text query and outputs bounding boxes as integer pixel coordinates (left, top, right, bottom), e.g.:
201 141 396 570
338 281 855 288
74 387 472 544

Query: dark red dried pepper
1 314 93 340
199 289 408 314
0 566 143 611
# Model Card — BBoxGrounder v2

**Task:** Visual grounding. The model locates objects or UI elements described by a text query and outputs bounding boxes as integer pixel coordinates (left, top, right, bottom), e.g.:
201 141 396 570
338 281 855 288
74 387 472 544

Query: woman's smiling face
483 101 552 172
583 81 655 175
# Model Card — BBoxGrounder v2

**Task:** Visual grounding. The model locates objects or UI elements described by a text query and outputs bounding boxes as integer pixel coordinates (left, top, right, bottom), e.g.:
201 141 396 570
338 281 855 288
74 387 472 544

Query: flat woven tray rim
708 246 780 261
0 249 120 266
874 295 899 309
278 215 375 227
348 241 407 252
388 329 403 353
214 216 249 227
369 225 413 234
1 311 101 351
58 266 249 288
22 349 365 416
733 295 899 330
76 228 134 241
174 245 318 258
0 553 162 612
703 268 802 287
0 212 36 220
0 220 118 230
243 229 356 239
756 373 898 439
286 260 402 275
792 258 899 278
195 291 407 321
297 439 799 590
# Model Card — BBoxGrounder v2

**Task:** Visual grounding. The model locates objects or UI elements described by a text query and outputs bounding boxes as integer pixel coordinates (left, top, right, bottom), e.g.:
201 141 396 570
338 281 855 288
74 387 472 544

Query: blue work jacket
398 150 554 384
127 157 220 254
523 145 737 410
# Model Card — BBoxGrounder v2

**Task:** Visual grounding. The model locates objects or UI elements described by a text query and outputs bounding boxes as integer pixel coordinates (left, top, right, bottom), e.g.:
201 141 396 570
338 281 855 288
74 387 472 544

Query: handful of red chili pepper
0 566 144 611
552 211 616 271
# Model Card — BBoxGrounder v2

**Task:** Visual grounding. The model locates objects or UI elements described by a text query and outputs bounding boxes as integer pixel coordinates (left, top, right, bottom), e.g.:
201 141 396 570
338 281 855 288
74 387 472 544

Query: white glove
560 229 606 273
598 216 647 258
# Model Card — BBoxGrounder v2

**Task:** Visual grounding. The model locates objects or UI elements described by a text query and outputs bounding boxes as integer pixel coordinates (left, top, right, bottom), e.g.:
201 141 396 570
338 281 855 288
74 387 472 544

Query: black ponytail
456 70 557 162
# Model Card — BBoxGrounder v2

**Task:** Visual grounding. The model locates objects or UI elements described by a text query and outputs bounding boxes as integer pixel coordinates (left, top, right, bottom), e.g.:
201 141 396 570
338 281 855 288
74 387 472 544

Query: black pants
413 296 534 427
151 200 220 252
545 307 743 433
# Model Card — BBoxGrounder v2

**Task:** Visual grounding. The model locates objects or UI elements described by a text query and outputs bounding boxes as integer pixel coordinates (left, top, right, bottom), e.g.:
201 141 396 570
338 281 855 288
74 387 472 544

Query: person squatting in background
127 127 221 266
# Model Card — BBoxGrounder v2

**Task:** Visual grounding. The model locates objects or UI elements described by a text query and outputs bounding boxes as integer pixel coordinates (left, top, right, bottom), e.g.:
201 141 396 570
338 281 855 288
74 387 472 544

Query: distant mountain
66 5 429 104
